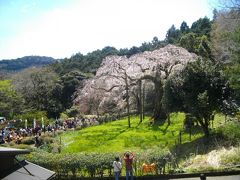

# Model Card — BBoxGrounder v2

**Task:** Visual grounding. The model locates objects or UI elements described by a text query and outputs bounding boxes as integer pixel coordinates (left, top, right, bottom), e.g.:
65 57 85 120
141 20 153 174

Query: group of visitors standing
113 151 134 180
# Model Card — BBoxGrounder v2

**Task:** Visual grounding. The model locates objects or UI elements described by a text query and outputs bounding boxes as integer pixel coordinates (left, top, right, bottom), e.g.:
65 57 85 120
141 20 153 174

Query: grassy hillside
60 113 203 153
7 112 239 176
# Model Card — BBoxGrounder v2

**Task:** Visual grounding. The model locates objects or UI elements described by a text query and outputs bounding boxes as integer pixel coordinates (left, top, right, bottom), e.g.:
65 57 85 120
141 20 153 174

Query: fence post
189 127 192 141
200 173 206 180
179 130 182 144
59 136 61 153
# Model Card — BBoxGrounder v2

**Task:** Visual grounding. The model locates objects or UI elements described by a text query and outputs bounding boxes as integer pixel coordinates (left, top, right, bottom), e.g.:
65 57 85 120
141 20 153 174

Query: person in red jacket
123 151 134 180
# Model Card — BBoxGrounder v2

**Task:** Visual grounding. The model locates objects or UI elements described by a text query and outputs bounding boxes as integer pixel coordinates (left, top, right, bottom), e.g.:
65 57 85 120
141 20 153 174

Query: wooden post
189 127 192 141
200 173 206 180
139 80 143 123
167 113 170 125
59 136 61 153
179 130 182 144
142 80 145 120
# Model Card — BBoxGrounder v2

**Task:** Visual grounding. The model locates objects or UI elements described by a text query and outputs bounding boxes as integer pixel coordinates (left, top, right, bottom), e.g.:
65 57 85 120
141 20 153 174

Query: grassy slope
60 113 203 153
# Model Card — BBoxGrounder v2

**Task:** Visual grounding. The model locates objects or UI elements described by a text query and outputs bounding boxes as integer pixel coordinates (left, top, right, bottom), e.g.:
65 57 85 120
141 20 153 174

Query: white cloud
0 0 214 59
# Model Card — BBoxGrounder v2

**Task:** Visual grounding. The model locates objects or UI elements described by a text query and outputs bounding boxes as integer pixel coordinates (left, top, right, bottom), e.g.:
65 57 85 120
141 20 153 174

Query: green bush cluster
23 151 119 178
21 148 172 178
21 137 35 145
133 148 174 175
216 120 240 145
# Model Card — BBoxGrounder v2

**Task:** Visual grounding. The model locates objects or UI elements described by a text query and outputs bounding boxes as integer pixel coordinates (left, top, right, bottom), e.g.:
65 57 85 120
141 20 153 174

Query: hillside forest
0 2 239 138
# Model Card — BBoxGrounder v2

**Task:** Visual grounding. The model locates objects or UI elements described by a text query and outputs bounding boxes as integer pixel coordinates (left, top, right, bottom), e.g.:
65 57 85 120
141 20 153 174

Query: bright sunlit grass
60 113 203 153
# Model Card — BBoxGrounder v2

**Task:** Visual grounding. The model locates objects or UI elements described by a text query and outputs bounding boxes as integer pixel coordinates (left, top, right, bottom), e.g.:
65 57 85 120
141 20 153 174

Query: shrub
135 148 172 175
220 147 240 167
39 135 54 144
21 137 35 145
187 165 218 173
23 149 172 178
75 126 82 130
14 144 30 149
50 143 61 153
216 121 240 144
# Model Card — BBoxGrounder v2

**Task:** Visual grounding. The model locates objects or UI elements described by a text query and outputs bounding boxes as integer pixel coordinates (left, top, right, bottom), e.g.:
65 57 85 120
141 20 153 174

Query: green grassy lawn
60 113 204 153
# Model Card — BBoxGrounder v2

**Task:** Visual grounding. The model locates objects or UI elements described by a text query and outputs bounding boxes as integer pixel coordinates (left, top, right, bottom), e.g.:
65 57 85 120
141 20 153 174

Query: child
113 156 122 180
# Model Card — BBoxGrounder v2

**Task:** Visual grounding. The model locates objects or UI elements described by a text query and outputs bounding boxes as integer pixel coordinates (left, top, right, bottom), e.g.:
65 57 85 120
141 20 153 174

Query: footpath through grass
60 113 203 153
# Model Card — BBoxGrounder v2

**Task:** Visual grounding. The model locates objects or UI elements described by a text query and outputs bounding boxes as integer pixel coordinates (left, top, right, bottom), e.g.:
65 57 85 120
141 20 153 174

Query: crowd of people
0 117 100 145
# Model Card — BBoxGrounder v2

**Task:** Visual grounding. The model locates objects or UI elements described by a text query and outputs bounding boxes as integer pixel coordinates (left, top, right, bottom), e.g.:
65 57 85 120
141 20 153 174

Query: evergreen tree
180 21 189 34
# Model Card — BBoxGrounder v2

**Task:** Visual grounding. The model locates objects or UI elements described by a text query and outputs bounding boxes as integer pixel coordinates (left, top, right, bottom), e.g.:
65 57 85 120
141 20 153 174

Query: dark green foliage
166 17 213 59
198 35 212 59
0 80 23 119
11 68 64 118
23 151 118 177
179 32 199 53
118 48 129 56
216 120 240 145
180 33 212 58
181 59 231 136
163 59 232 137
162 76 184 113
191 16 212 37
166 25 181 44
139 37 166 53
180 21 190 34
15 110 48 126
60 70 87 110
126 46 141 58
21 137 35 145
64 106 79 117
101 46 119 56
139 42 153 52
0 56 55 72
52 46 119 75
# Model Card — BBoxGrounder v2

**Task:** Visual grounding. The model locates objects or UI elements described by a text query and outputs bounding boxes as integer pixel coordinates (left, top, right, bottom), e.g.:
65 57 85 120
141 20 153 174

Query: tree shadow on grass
170 133 231 161
182 125 203 135
98 128 129 142
147 120 166 132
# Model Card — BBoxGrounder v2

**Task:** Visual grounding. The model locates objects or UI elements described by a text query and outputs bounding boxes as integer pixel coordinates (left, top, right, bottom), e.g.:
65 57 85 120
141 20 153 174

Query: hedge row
20 148 174 178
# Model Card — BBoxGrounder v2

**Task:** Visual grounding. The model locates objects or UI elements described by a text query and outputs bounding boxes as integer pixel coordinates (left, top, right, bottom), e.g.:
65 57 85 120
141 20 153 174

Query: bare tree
217 0 240 13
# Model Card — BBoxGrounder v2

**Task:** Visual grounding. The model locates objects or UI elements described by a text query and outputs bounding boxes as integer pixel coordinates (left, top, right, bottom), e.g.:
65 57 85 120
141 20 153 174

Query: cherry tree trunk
152 79 167 121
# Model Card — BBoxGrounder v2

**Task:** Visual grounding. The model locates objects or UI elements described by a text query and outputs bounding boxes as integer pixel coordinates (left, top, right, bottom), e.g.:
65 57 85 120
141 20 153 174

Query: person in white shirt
113 156 122 180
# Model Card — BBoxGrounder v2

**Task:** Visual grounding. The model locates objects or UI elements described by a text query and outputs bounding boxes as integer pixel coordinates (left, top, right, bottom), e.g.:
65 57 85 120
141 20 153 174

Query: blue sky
0 0 218 60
